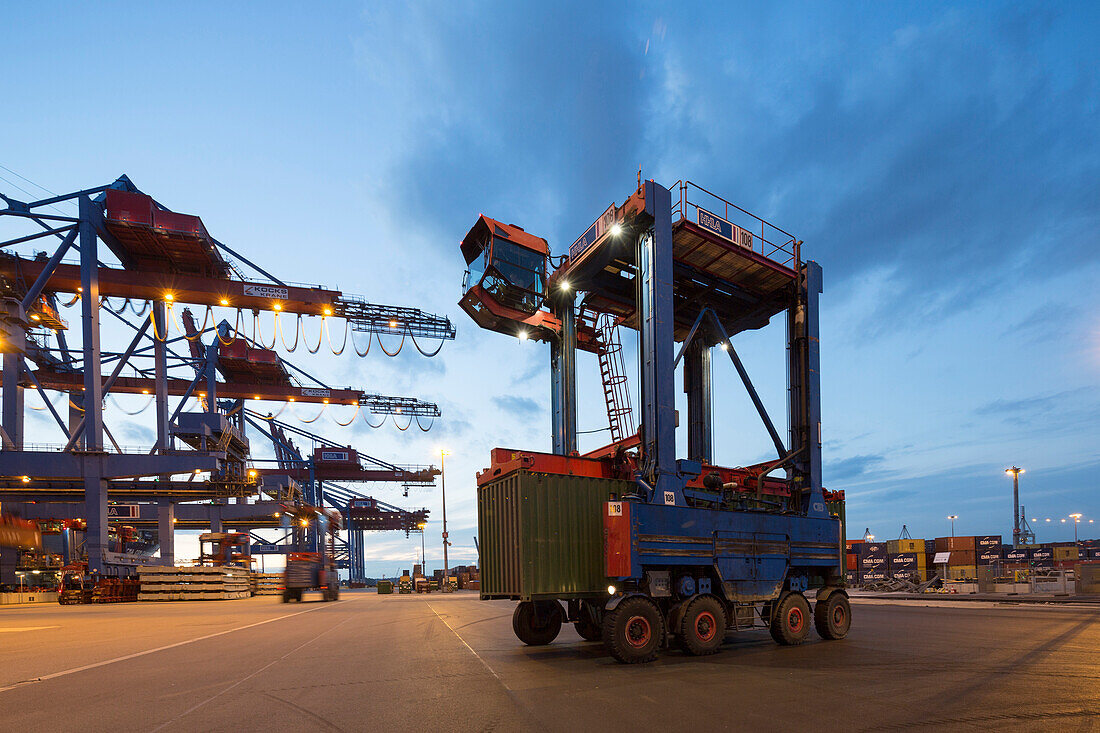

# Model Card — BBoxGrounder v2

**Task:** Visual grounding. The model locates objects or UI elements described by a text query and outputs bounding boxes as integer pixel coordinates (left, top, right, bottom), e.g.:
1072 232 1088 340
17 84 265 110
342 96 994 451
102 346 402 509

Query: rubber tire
602 596 665 664
331 586 340 601
770 593 812 646
293 588 304 603
574 617 602 642
512 601 563 646
282 590 292 603
680 595 726 656
814 592 851 640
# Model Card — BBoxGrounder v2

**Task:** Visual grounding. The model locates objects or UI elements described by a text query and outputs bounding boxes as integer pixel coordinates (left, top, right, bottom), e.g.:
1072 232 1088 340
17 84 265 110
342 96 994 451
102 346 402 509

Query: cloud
826 453 886 483
490 395 542 420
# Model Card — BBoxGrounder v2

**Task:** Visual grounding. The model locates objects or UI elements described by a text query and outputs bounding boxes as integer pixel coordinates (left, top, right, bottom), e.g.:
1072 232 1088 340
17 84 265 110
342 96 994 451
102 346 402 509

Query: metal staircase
593 313 634 443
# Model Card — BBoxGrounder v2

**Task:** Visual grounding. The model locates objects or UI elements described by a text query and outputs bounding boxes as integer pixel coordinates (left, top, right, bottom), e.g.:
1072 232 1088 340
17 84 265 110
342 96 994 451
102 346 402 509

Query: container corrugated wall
478 471 633 600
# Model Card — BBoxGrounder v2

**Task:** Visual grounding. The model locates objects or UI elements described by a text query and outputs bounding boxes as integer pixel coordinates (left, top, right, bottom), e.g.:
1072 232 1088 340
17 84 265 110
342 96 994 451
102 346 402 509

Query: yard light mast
947 515 958 538
1006 467 1024 547
440 449 453 592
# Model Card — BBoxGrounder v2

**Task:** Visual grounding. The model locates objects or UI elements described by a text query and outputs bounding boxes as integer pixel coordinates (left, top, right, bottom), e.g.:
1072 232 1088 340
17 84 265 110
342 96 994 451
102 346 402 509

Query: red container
153 209 207 237
846 553 858 571
105 189 154 226
845 539 865 551
1055 559 1078 570
936 536 976 552
946 550 976 566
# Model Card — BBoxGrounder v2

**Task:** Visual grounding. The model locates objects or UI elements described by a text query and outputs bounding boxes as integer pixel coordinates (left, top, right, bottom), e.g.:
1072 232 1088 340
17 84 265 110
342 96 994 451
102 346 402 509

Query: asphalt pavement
0 590 1097 731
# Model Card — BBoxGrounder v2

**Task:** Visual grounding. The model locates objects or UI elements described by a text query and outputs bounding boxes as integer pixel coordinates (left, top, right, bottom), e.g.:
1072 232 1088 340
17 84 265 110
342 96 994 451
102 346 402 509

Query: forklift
282 506 342 602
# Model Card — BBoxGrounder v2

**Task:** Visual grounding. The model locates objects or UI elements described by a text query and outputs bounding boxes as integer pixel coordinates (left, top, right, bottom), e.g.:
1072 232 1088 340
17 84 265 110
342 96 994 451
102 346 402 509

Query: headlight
607 585 617 595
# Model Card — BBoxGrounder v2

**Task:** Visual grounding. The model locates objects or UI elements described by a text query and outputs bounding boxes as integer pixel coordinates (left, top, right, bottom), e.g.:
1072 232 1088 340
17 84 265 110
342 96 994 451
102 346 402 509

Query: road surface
0 591 1097 731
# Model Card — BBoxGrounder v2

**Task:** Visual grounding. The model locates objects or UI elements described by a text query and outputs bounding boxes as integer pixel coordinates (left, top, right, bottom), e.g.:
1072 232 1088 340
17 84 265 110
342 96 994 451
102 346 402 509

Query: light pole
420 522 426 574
1006 467 1023 547
1069 514 1082 544
947 515 958 538
440 449 452 592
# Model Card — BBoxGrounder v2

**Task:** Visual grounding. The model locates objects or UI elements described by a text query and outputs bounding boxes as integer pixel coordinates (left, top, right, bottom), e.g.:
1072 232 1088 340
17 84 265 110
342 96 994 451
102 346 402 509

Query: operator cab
459 215 559 340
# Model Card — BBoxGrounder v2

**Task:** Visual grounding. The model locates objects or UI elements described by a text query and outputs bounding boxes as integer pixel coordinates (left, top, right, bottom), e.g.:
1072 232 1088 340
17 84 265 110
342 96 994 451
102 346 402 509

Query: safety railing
671 180 801 270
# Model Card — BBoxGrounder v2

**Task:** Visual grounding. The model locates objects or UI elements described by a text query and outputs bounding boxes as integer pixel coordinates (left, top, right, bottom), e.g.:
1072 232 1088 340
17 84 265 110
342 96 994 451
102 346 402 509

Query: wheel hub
625 615 651 647
696 611 716 642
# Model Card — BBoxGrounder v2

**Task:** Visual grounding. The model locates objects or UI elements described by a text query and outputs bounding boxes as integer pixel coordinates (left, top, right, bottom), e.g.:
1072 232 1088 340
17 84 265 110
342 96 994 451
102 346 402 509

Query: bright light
274 512 280 518
300 519 308 527
389 319 398 328
21 476 29 483
273 303 282 311
30 314 40 321
322 399 329 405
518 330 529 341
610 223 623 236
560 280 571 292
165 293 174 302
323 307 332 316
193 469 201 474
1032 518 1037 522
607 585 617 595
254 395 261 400
248 469 257 478
141 389 150 395
1046 518 1051 522
1070 513 1083 520
220 298 229 306
172 518 178 524
720 342 729 351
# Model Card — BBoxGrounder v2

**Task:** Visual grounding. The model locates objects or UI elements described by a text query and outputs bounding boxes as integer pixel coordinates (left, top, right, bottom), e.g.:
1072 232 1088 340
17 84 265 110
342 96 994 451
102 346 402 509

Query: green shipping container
376 580 393 594
477 470 633 601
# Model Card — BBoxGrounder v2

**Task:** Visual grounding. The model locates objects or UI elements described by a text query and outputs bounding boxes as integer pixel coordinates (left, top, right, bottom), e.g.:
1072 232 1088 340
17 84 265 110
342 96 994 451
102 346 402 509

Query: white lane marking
0 601 344 694
427 602 508 689
150 611 357 732
0 626 60 633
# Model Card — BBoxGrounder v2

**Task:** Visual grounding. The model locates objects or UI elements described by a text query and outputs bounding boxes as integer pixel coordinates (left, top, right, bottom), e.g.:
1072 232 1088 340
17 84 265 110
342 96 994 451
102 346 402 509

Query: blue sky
2 2 1098 572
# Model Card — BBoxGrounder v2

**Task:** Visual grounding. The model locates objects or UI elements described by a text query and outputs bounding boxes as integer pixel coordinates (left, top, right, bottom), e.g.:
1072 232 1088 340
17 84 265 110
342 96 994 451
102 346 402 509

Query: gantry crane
0 174 453 573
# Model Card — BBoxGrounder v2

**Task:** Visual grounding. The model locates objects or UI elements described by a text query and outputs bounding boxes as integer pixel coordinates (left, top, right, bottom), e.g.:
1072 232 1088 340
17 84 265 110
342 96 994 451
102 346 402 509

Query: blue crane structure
244 411 432 584
0 175 452 575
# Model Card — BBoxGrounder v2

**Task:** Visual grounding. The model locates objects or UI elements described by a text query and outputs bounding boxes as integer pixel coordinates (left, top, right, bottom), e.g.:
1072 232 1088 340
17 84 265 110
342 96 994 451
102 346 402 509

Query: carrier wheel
770 592 811 646
680 595 726 656
512 601 563 646
603 596 664 664
814 592 851 640
282 590 292 603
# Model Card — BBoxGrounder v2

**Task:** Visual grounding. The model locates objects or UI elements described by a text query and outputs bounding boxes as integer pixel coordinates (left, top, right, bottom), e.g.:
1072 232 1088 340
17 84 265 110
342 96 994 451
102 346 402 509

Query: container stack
886 538 926 582
858 542 888 583
137 566 251 601
250 573 282 596
935 536 977 580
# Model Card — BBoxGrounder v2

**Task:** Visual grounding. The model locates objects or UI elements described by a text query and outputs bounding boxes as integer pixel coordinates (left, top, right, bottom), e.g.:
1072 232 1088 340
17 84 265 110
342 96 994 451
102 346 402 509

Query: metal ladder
594 313 635 443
